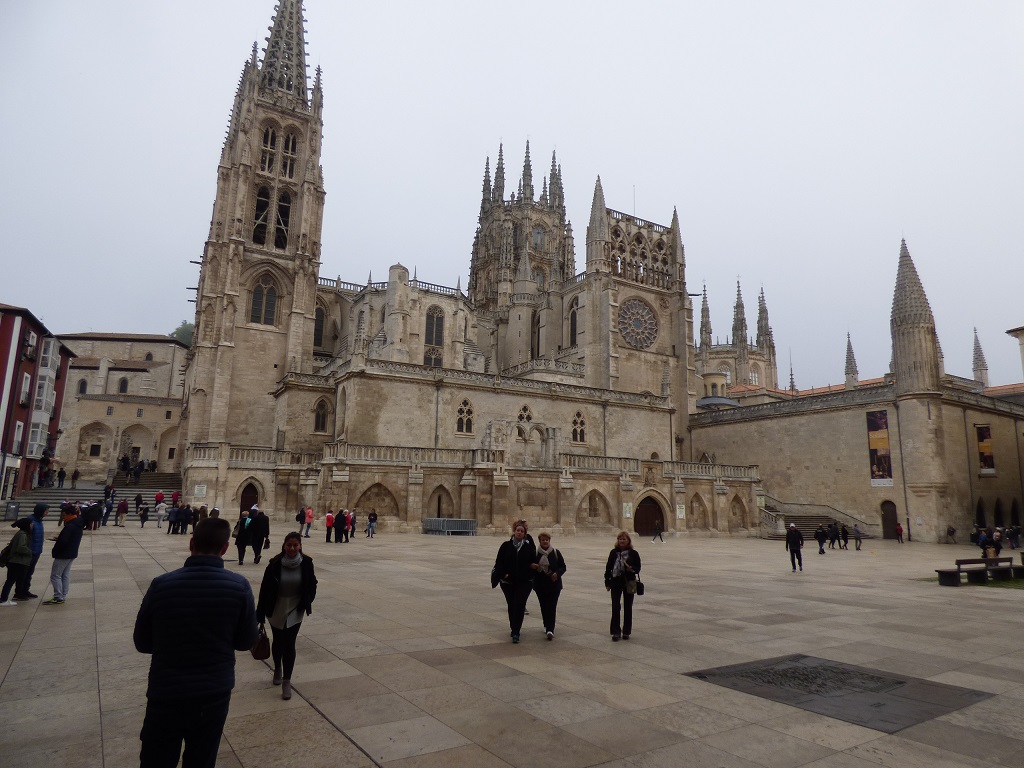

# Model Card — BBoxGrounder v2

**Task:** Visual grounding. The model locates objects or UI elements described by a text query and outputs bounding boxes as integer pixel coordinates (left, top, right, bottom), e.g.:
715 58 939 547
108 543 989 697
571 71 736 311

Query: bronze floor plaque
687 654 991 733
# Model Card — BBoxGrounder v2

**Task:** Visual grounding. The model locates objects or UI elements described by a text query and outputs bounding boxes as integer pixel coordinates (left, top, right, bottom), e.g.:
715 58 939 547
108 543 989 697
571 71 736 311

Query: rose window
618 299 658 349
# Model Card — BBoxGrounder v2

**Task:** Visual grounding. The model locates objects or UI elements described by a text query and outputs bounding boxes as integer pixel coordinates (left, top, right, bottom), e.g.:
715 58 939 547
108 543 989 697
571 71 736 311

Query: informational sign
623 502 633 519
866 410 894 487
194 484 207 498
676 503 686 520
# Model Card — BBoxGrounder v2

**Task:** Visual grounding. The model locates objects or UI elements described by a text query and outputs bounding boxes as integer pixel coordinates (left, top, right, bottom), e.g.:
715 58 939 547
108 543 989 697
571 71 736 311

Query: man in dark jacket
248 505 270 564
44 504 84 605
15 503 47 600
785 523 804 572
135 517 257 768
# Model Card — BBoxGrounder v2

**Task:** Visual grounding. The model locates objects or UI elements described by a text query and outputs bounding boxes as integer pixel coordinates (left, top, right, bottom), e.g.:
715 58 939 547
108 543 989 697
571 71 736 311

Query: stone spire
973 328 989 387
890 239 941 395
548 151 562 211
259 0 309 107
492 144 505 202
755 288 773 350
699 284 712 350
521 141 534 202
539 177 548 207
668 207 685 271
480 157 491 214
789 358 797 393
732 282 748 350
585 176 609 269
845 333 859 389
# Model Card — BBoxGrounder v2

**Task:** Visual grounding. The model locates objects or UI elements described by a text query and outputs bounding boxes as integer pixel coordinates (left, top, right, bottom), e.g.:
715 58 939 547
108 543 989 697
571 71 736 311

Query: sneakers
43 598 64 605
511 634 520 644
0 600 17 606
546 631 554 641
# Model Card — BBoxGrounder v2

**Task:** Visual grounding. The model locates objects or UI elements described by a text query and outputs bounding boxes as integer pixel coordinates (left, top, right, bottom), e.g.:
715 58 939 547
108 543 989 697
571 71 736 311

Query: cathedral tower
183 0 326 452
890 240 941 395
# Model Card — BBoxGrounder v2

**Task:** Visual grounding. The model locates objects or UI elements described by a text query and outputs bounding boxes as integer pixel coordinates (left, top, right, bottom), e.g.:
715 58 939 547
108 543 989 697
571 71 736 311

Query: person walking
14 503 47 600
70 468 80 489
604 531 641 641
853 524 863 551
785 523 804 572
116 497 129 527
324 510 334 543
814 524 827 554
367 509 378 538
840 524 849 550
155 500 168 529
334 509 345 543
827 522 839 549
303 506 314 538
135 517 258 768
135 492 144 516
349 510 357 542
256 532 318 700
249 506 270 565
493 522 536 643
341 510 351 542
56 467 66 488
531 532 566 640
44 503 85 605
234 510 254 565
895 522 904 544
651 518 665 543
0 518 34 606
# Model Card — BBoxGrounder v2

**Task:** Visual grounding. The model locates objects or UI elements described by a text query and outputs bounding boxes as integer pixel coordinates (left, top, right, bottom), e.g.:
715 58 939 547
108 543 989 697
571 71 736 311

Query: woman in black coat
531 531 566 640
604 531 641 641
234 510 253 564
493 521 536 643
257 532 317 700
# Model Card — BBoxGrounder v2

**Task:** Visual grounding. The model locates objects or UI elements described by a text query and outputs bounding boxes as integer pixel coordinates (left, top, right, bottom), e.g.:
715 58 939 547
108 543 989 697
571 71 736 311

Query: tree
170 321 194 346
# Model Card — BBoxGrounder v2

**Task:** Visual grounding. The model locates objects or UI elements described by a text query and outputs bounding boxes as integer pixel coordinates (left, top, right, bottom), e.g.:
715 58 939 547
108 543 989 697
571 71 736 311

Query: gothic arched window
281 133 298 179
456 399 474 434
424 347 443 368
750 367 759 386
572 411 586 443
568 297 579 348
77 379 88 395
250 276 278 325
425 306 444 346
118 377 129 394
314 400 328 433
718 366 732 385
259 126 277 173
313 306 325 349
253 186 271 245
274 191 291 249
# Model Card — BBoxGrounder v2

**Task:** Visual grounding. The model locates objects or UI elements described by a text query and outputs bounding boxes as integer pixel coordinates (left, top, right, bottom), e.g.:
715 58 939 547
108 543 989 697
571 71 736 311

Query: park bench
936 556 1014 586
422 517 478 535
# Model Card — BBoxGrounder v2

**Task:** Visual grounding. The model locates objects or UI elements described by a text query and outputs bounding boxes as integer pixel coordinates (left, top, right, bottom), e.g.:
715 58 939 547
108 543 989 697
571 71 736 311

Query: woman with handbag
256 532 317 700
234 510 253 565
604 531 641 641
0 518 34 606
493 522 536 643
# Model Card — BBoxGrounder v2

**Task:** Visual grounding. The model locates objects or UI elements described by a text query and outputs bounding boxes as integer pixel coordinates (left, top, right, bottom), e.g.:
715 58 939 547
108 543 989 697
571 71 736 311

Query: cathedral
178 0 1023 541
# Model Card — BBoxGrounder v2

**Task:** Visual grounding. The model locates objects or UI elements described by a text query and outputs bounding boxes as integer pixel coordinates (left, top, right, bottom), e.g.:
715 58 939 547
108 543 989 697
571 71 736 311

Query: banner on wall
867 410 894 487
977 425 996 475
623 502 633 519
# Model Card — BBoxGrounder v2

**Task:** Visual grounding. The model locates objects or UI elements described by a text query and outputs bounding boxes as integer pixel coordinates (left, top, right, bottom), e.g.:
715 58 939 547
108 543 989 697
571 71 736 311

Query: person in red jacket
154 491 165 506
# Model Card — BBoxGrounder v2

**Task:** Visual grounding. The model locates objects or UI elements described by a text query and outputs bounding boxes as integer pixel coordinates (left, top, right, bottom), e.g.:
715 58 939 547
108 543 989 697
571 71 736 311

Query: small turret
480 157 491 215
732 282 748 352
699 285 712 350
492 144 505 202
756 288 774 353
973 328 989 387
845 333 859 389
668 207 685 274
585 176 610 270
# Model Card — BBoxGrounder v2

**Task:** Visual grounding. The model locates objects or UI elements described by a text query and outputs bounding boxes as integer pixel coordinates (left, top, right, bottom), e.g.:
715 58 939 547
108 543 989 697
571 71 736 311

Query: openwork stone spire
259 0 309 107
480 157 491 214
756 288 774 351
973 328 989 386
492 144 505 202
699 284 712 349
521 141 534 201
732 282 748 349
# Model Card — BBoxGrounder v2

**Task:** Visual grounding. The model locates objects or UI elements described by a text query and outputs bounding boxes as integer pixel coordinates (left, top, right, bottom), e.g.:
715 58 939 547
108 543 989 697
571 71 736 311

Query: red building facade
0 303 74 499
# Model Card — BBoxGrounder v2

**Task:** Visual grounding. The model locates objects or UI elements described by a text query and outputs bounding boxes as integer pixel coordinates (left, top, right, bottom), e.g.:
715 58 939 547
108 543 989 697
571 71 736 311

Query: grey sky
2 1 1021 387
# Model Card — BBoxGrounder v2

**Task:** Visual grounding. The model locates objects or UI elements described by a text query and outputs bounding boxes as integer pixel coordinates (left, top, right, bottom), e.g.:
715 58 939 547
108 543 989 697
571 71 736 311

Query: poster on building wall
866 410 894 487
977 425 996 475
623 502 633 519
676 503 686 520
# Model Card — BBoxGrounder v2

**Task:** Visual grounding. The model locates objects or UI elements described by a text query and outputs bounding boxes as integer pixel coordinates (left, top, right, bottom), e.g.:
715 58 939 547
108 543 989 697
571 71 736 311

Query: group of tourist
975 525 1020 556
0 502 84 607
117 454 158 484
492 521 642 644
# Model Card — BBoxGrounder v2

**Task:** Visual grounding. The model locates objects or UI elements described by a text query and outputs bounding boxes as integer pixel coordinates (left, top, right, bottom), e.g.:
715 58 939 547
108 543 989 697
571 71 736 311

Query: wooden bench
936 557 1014 586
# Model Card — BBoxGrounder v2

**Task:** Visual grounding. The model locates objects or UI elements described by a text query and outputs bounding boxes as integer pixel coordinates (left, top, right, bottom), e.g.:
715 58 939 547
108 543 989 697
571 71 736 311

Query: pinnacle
845 333 858 377
259 0 310 106
973 328 988 371
890 239 935 329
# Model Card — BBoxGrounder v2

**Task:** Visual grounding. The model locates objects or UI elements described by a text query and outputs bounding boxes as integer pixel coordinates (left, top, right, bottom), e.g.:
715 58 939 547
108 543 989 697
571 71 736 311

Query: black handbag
636 579 645 596
264 537 271 550
251 624 270 660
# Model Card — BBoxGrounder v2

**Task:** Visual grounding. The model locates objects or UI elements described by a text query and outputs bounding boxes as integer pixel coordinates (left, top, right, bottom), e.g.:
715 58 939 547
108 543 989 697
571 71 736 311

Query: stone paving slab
2 525 1023 766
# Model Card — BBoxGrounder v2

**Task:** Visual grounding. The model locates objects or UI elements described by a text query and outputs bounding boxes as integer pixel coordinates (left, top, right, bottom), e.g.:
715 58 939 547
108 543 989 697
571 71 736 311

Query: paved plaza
3 524 1024 768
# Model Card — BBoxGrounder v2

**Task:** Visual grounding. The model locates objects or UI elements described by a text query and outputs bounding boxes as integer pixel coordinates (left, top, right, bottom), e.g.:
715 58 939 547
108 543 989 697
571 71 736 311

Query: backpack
0 543 9 568
295 511 304 523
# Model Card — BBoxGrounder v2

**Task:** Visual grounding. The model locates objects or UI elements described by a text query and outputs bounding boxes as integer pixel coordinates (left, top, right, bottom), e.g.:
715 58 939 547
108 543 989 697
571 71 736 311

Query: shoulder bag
251 623 270 660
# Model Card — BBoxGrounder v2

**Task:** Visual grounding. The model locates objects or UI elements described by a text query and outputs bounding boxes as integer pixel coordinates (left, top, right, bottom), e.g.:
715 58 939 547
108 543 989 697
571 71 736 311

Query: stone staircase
7 472 183 520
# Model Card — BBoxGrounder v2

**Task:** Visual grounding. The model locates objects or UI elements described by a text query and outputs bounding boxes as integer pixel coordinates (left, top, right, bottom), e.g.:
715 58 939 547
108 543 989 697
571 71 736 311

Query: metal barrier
422 518 478 535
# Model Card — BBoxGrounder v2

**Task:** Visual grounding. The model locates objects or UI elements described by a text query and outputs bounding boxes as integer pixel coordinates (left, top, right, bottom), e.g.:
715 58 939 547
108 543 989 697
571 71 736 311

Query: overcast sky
2 1 1022 387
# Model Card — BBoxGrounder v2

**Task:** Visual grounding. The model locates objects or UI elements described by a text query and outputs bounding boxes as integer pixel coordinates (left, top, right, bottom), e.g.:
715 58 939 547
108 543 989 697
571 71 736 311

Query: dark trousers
534 582 561 633
652 532 664 542
609 580 634 637
855 538 862 550
102 505 112 525
326 527 333 542
236 542 248 564
789 548 802 570
1 563 28 602
271 622 301 679
340 527 349 542
140 692 231 768
18 552 41 596
250 538 264 562
500 581 532 635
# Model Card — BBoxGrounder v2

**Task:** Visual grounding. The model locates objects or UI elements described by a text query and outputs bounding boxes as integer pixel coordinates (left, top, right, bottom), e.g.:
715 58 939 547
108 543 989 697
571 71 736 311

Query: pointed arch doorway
634 497 665 537
240 483 259 515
